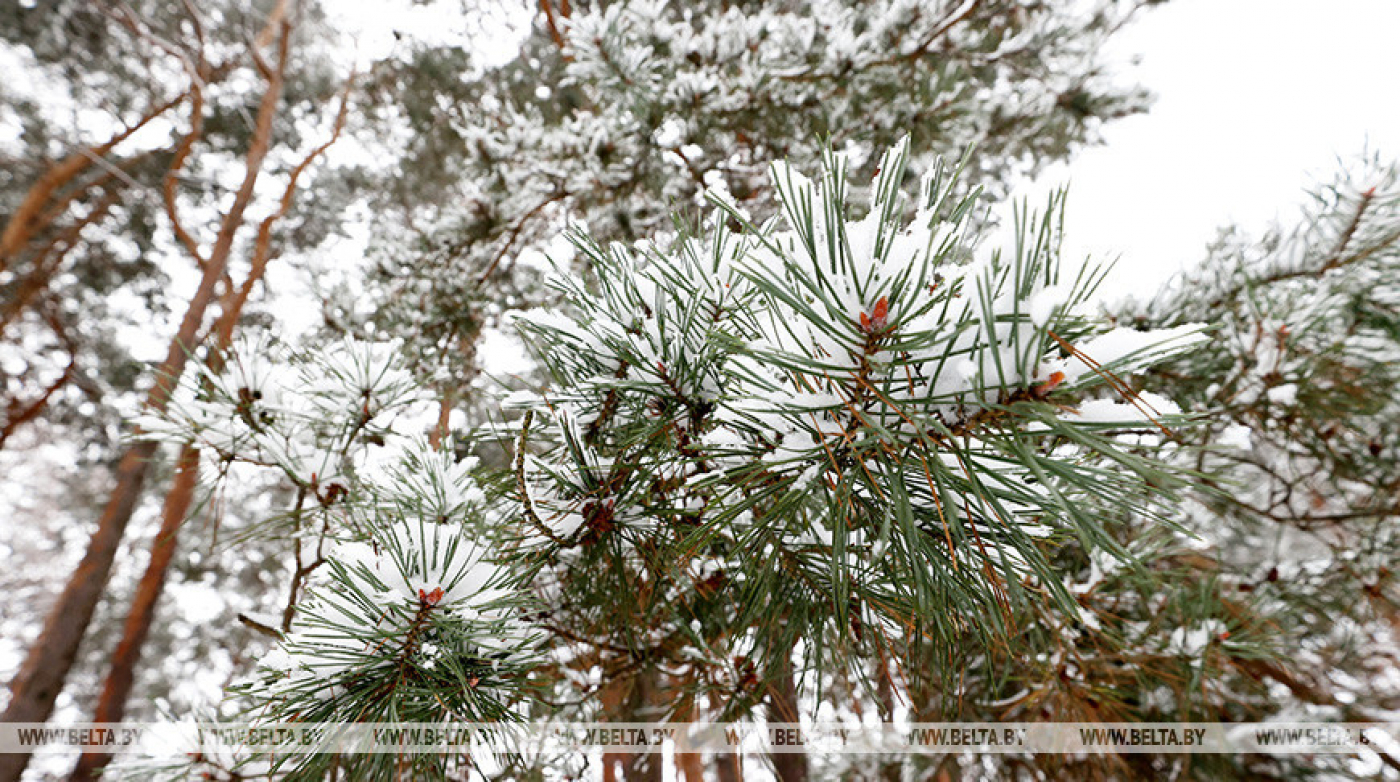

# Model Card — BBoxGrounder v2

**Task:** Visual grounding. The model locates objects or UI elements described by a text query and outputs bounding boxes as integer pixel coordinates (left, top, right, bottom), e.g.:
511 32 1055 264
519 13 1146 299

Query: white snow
1029 284 1069 327
1217 423 1253 450
1166 619 1228 657
1064 391 1181 424
1266 383 1299 405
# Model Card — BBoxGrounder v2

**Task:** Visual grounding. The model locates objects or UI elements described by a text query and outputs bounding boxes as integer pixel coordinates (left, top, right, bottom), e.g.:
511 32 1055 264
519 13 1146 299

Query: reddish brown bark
706 691 743 782
0 7 292 781
0 440 157 782
0 94 184 274
429 389 455 449
539 0 567 50
715 749 743 782
68 58 358 782
0 185 126 347
66 52 354 782
675 702 706 782
766 649 807 782
625 671 663 782
68 445 200 782
0 360 74 450
877 657 901 782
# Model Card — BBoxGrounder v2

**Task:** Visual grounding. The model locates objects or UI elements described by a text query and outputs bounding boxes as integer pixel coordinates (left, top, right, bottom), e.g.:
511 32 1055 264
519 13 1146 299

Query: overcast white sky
1010 0 1400 304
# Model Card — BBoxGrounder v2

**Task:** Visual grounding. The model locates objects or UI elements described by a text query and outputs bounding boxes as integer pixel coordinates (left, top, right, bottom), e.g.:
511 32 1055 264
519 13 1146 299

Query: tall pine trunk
711 692 744 782
766 646 807 782
0 8 290 780
878 656 900 782
65 43 351 782
66 445 199 782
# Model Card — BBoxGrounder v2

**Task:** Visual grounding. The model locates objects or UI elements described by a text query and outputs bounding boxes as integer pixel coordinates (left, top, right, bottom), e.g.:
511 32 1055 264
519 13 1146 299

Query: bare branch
210 69 357 349
0 92 185 272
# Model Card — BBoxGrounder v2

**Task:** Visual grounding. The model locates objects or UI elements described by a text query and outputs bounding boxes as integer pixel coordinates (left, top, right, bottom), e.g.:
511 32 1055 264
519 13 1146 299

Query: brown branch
164 81 208 264
280 489 324 633
253 0 289 53
540 0 567 50
542 619 635 656
0 91 186 273
779 0 982 82
515 410 573 546
0 189 121 340
25 146 152 242
212 68 356 350
143 0 290 411
1046 329 1173 438
73 25 347 782
1314 187 1374 273
237 613 282 639
179 0 206 58
899 0 982 64
476 190 567 285
1 8 296 780
0 360 74 450
1209 188 1396 309
429 388 455 448
107 0 221 266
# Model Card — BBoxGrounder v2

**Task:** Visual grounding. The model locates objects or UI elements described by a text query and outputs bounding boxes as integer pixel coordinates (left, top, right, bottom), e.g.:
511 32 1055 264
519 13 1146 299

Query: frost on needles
126 139 1211 781
510 138 1208 694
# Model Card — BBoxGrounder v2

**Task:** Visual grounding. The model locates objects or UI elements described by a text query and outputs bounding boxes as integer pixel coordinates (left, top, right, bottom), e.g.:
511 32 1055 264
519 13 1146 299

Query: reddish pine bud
1031 371 1066 399
860 296 890 334
419 586 445 606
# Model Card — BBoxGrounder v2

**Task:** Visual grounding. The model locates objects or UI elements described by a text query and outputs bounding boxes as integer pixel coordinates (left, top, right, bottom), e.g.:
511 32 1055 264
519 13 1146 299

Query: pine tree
348 0 1157 423
117 335 539 780
113 139 1211 781
25 4 1400 782
1 9 1158 764
1098 157 1400 779
0 3 359 780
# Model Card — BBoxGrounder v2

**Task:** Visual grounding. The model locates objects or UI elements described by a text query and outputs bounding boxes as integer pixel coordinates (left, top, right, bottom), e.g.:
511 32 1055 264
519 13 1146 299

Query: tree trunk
766 648 807 782
705 690 743 782
676 744 706 782
715 750 743 782
600 665 665 782
0 94 182 274
623 668 662 782
878 657 901 782
0 440 156 782
0 10 290 780
67 445 199 782
0 303 208 782
674 694 705 782
64 37 353 782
